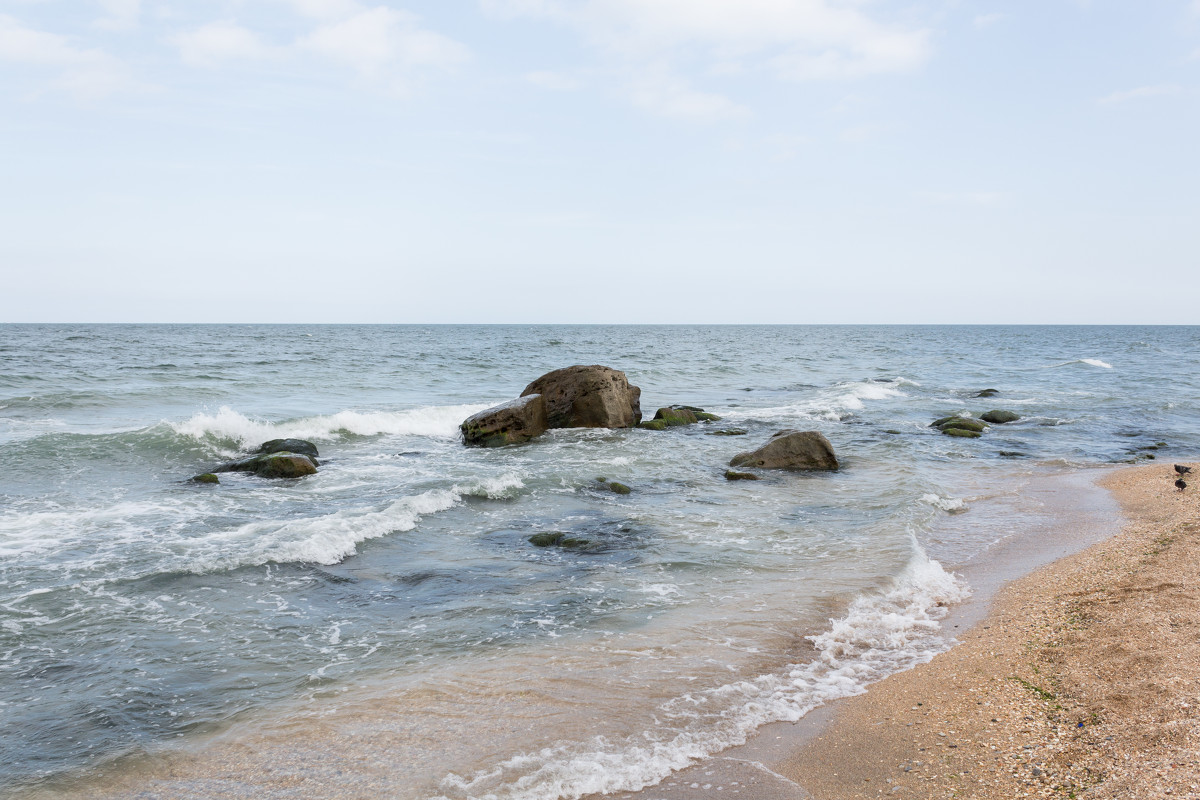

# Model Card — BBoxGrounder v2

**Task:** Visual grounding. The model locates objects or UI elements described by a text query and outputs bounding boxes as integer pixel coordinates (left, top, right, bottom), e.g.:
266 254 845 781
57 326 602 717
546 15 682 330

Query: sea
1 324 1197 800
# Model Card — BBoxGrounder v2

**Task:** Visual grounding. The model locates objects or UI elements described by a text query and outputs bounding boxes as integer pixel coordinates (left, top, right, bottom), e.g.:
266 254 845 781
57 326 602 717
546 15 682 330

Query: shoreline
613 462 1198 799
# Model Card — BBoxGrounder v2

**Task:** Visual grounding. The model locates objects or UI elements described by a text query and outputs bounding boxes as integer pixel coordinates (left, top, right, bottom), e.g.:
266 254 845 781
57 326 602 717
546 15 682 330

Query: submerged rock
724 470 760 481
638 419 669 431
980 410 1020 424
729 430 839 471
520 365 642 429
461 394 548 447
707 428 748 437
257 438 319 459
190 473 219 484
943 428 982 439
976 389 1000 398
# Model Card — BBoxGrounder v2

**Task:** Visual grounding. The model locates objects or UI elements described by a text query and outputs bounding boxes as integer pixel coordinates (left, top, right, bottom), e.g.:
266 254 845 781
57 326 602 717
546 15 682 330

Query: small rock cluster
191 438 320 483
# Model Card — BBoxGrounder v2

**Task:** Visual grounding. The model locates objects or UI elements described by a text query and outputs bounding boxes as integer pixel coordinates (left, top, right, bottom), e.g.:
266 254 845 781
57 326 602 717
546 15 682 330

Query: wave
434 554 968 800
172 404 493 447
920 493 967 513
727 379 911 424
1044 358 1113 370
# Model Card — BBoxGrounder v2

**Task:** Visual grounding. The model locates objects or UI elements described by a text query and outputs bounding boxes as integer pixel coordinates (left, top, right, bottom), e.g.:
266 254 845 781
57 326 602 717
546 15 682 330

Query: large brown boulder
729 430 839 471
520 366 642 429
461 394 548 447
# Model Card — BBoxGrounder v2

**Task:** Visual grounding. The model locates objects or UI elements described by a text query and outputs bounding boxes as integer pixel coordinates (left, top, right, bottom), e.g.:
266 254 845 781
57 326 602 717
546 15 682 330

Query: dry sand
778 463 1200 799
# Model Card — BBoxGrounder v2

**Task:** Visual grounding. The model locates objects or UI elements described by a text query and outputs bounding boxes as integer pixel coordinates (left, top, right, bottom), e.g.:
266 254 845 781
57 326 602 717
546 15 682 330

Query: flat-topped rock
520 365 642 429
729 430 839 471
461 394 548 447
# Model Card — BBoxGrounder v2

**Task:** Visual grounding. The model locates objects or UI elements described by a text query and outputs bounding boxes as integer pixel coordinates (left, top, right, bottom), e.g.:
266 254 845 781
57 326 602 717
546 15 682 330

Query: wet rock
191 473 219 484
253 453 318 478
461 394 548 447
529 532 592 549
943 428 982 439
729 430 839 471
638 419 669 431
707 428 748 436
976 389 1000 398
724 470 760 481
693 412 722 422
653 407 698 426
520 365 642 429
257 438 319 459
933 416 987 434
980 410 1020 424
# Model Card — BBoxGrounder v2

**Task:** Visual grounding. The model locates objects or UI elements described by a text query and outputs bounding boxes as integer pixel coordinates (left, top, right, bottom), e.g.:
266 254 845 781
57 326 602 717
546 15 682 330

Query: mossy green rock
707 428 748 436
693 412 722 422
979 410 1020 424
724 470 760 481
943 428 982 438
254 453 318 478
653 407 698 426
606 481 632 495
638 419 669 431
937 417 987 433
191 473 219 484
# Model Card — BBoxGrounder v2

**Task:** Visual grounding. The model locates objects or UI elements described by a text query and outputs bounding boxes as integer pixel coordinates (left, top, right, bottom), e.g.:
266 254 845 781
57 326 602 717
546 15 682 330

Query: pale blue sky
2 1 1198 323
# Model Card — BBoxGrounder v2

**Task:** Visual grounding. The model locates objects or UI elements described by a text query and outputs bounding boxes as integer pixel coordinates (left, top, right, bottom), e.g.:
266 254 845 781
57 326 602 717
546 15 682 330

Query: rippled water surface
1 325 1197 798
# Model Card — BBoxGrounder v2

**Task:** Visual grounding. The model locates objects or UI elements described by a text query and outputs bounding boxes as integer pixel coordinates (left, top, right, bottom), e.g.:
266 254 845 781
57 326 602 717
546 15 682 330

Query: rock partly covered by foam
208 439 320 479
931 416 987 437
461 394 548 447
520 365 642 429
729 430 839 471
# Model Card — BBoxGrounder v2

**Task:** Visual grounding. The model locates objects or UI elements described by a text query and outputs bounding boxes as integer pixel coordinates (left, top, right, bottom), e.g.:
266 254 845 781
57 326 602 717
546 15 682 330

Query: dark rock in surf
729 430 839 471
979 410 1020 424
253 453 318 478
976 389 1000 398
638 419 669 431
932 416 987 434
707 429 748 437
520 366 642 429
461 394 548 447
724 470 760 481
257 438 319 459
943 428 982 439
190 473 219 484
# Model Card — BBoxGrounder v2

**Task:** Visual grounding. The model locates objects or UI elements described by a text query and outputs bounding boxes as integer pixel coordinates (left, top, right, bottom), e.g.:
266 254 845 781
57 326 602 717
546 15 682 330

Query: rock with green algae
253 453 318 478
724 470 760 481
933 416 987 433
707 429 748 436
594 478 631 495
191 473 219 484
638 419 669 431
943 428 982 439
979 410 1020 424
653 407 698 426
693 412 722 422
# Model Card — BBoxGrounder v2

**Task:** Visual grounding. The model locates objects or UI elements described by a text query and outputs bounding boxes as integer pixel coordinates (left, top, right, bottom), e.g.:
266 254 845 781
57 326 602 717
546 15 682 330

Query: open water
1 325 1197 799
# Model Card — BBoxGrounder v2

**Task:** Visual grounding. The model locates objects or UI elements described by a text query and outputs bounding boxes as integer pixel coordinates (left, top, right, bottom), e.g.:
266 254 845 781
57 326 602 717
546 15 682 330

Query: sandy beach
775 462 1200 799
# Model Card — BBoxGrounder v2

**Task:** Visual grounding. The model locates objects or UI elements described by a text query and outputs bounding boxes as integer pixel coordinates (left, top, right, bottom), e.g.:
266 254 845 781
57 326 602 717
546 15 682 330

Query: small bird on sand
1177 478 1188 492
1175 464 1193 476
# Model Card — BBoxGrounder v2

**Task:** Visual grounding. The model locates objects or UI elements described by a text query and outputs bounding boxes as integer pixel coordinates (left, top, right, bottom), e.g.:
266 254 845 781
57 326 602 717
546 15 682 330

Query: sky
1 0 1198 324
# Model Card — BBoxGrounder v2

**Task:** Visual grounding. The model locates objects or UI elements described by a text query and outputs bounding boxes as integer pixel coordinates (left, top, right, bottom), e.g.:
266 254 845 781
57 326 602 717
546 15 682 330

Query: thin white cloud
281 0 364 21
173 21 274 67
95 0 141 31
0 13 133 98
973 13 1004 29
299 7 470 79
481 0 928 119
1099 84 1183 104
630 67 747 120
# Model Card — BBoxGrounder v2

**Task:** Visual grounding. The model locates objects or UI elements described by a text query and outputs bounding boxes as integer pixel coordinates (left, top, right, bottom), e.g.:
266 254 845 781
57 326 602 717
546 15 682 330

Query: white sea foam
728 379 910 424
1044 358 1113 370
920 493 967 513
434 555 968 800
172 404 492 447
